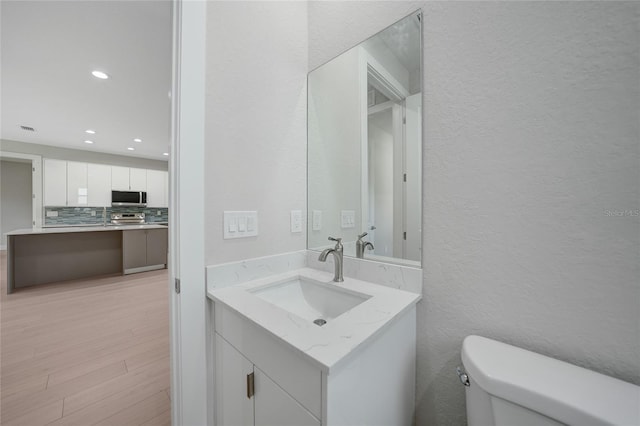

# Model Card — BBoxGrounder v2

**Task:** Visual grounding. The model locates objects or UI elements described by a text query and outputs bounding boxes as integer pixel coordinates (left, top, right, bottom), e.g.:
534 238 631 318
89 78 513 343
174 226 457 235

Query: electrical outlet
312 210 322 231
90 210 96 216
291 210 302 233
341 210 355 228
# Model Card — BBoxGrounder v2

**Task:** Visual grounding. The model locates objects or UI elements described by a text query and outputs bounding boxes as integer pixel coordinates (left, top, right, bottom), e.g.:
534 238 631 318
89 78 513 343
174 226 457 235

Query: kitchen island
5 224 168 294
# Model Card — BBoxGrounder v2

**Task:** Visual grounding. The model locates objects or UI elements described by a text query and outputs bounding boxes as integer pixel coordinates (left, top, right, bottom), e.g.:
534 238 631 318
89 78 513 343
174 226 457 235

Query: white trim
170 1 208 425
367 100 395 115
360 49 409 239
124 264 166 275
0 151 43 228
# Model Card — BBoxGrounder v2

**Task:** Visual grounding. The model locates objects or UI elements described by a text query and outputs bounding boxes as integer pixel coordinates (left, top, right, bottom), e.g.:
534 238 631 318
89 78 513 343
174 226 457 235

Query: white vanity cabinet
215 304 322 426
213 293 417 426
216 335 320 426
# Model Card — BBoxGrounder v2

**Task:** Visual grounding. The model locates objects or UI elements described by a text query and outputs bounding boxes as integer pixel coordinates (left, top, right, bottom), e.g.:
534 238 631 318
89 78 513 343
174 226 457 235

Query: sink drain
313 318 327 327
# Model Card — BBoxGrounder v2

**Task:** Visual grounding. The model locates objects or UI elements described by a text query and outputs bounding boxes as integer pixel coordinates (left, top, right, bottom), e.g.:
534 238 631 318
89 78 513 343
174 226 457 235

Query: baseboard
124 264 166 275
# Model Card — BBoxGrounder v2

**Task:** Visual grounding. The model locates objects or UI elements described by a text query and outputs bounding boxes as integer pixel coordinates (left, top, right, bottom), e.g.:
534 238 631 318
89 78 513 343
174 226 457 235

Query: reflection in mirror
308 11 422 266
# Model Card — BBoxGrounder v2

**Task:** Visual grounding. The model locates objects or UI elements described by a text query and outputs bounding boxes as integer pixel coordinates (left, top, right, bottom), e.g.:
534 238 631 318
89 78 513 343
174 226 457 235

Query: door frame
169 0 208 425
0 151 43 231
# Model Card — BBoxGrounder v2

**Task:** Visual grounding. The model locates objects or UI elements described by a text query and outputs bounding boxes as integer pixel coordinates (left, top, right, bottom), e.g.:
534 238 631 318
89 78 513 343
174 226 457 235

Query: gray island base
5 225 168 294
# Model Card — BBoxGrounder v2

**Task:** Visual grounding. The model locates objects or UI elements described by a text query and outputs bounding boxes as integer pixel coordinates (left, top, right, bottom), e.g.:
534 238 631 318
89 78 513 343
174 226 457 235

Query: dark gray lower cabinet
123 228 168 273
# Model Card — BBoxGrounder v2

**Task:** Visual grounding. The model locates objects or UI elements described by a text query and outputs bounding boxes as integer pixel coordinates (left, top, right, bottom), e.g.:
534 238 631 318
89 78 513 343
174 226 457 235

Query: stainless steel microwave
111 191 147 207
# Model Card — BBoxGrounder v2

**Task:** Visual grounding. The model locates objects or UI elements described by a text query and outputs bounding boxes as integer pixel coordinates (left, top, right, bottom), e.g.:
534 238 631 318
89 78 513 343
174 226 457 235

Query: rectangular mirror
308 11 422 267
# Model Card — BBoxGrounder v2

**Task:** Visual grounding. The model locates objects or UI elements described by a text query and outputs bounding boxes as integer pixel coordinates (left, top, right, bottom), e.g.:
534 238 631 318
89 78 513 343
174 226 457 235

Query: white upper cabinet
111 166 130 190
44 159 67 206
87 164 111 206
129 168 147 191
67 162 88 206
147 170 168 207
43 159 166 208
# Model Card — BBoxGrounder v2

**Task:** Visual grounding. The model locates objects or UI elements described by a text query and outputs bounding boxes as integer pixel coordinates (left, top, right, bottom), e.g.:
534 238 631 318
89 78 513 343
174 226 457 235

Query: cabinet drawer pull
247 372 254 399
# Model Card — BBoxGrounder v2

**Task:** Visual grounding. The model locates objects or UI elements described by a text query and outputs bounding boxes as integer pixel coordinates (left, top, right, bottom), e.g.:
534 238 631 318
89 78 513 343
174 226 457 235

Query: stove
111 212 145 225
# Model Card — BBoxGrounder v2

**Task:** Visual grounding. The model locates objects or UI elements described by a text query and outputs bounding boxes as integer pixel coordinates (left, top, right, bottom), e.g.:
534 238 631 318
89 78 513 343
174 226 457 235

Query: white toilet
460 335 640 426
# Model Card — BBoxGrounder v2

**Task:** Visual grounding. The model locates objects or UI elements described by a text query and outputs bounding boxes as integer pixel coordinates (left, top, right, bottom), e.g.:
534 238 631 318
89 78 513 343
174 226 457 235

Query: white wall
1 139 168 171
204 1 308 265
0 160 32 246
309 2 639 425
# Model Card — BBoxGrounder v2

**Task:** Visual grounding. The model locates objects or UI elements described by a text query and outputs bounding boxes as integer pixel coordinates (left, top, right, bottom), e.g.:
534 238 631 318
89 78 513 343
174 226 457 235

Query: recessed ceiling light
84 140 94 144
133 138 142 143
163 152 169 156
127 147 135 151
91 70 109 79
85 129 95 134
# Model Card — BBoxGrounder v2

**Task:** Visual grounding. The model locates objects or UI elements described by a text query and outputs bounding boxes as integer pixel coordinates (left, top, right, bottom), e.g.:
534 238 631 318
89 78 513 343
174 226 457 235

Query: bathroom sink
249 275 371 324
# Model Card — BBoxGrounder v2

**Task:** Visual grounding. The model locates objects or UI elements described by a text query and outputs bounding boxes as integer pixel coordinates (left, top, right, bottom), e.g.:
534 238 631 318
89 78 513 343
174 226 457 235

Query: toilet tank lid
461 335 640 426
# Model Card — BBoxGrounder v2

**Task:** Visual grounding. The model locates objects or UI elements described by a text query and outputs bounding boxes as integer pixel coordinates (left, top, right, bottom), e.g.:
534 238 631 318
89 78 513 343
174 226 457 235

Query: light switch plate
290 210 302 233
341 210 355 228
312 210 322 231
224 211 258 239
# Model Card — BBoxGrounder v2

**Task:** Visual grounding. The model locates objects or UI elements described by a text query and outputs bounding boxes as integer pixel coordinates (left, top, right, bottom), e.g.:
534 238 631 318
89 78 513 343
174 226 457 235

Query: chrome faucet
318 236 344 282
356 232 374 258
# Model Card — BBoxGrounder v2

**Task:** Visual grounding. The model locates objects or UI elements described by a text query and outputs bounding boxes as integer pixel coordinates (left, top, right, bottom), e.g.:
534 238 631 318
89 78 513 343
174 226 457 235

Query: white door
43 159 67 206
111 166 130 190
87 163 111 206
129 168 147 191
403 93 421 261
254 367 320 426
215 335 254 426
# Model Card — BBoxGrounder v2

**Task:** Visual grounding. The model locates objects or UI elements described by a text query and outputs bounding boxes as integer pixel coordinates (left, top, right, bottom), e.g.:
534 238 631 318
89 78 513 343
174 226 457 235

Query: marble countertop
5 224 168 236
207 267 421 373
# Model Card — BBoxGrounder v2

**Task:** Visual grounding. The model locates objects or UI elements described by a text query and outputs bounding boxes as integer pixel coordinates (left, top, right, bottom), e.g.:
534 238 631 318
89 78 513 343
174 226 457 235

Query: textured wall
309 2 640 425
204 1 307 265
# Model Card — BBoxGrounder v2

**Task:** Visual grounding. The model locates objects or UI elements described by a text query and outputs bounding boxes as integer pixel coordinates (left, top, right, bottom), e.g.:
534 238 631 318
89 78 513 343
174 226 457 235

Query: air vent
20 125 36 132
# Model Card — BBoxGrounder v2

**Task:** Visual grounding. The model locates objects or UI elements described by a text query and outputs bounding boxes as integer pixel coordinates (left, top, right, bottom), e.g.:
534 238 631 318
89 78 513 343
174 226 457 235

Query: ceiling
1 1 172 161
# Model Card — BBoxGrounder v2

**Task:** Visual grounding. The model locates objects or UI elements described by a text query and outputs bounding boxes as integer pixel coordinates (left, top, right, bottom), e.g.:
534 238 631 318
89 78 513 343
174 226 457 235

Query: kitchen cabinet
215 334 320 426
111 166 130 190
44 159 67 206
67 162 88 206
146 170 168 207
122 228 168 273
87 164 111 206
129 168 147 191
111 167 148 192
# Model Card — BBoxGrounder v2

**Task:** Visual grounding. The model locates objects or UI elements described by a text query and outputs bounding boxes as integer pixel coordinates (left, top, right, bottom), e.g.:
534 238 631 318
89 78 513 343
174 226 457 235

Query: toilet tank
461 335 640 426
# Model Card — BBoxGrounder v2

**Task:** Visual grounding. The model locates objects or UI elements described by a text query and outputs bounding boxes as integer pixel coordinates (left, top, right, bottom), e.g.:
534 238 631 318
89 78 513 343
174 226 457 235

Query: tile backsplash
44 206 168 226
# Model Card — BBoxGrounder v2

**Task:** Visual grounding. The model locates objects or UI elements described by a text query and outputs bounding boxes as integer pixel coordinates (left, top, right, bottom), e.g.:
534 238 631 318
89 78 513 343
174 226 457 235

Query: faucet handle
357 232 368 239
328 236 343 250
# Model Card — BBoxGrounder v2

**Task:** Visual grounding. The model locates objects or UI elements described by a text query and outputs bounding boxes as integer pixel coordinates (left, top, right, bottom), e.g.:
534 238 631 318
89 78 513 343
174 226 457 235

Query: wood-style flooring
0 251 171 425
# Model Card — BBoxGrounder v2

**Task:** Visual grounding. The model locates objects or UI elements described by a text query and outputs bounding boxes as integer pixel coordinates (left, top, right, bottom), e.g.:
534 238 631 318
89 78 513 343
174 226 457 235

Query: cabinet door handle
246 372 255 399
